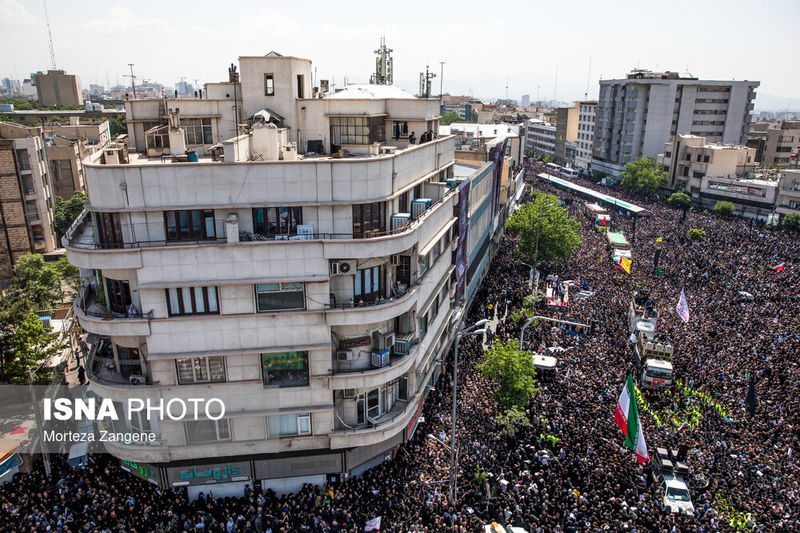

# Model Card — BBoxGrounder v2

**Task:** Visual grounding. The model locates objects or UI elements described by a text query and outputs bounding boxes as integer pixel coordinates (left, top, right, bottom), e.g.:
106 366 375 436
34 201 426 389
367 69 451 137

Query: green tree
53 191 87 241
495 405 532 438
781 212 800 231
713 200 735 218
108 114 127 138
439 111 459 126
687 228 706 240
506 193 582 265
0 311 62 384
7 254 76 311
523 290 545 311
620 157 668 197
477 339 540 409
668 192 692 221
541 154 554 164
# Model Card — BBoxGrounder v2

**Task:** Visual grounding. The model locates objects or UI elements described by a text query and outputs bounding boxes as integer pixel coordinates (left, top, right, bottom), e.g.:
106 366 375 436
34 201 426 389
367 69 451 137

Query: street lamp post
450 319 488 507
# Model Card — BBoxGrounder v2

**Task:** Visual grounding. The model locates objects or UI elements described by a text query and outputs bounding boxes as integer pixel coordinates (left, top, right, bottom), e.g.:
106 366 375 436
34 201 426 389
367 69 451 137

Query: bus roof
606 231 629 246
533 355 558 369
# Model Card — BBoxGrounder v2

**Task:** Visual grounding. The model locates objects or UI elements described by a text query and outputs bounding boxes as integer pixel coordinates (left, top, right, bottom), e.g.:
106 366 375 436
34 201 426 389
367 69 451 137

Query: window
396 255 411 286
145 126 170 150
419 252 429 277
297 74 304 98
97 212 123 246
106 278 132 314
778 136 794 143
176 357 226 384
776 146 792 153
185 419 230 444
184 118 213 145
392 121 409 139
15 149 31 171
261 351 309 387
50 159 74 189
354 265 384 304
165 210 216 241
264 74 274 96
330 116 385 146
268 413 311 437
166 286 219 316
418 313 428 339
352 202 385 237
255 282 305 312
252 207 302 236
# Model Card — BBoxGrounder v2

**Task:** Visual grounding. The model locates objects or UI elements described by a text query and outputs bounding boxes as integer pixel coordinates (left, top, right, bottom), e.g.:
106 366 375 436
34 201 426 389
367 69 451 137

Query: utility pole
124 64 137 99
27 367 51 477
439 61 445 102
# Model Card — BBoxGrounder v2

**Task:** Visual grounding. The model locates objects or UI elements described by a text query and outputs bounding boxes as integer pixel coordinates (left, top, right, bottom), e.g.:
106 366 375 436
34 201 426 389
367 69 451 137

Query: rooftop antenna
585 55 592 99
124 63 137 98
505 79 509 104
419 64 436 98
370 37 393 85
42 0 57 69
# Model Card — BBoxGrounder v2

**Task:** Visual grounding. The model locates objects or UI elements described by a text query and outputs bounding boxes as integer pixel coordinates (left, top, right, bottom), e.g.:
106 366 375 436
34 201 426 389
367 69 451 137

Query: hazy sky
1 0 798 109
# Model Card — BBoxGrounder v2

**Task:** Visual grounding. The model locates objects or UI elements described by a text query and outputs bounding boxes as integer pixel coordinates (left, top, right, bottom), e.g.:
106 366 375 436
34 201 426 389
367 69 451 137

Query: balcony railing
87 340 154 388
76 283 152 320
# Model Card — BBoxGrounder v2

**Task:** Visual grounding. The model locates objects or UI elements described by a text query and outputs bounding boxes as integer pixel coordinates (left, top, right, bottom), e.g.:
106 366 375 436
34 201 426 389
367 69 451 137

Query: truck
628 291 675 390
653 447 694 514
585 202 611 231
607 230 631 267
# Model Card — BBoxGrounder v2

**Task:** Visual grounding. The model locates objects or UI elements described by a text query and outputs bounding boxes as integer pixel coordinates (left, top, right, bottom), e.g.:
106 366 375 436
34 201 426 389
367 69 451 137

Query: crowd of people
1 163 799 532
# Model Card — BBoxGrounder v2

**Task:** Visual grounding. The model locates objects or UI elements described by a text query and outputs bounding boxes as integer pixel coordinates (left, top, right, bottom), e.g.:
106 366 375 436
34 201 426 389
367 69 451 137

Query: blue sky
1 0 798 109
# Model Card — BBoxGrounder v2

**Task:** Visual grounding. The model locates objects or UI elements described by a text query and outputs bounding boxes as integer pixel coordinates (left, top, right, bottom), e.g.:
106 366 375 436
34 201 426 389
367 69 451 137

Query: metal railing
76 283 152 320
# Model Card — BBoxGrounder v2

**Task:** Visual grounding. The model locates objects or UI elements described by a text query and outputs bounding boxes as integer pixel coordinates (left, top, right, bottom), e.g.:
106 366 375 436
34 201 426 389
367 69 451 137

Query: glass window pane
194 287 206 313
268 208 278 234
254 208 265 233
354 271 361 297
280 414 297 435
166 212 177 240
268 415 281 437
372 266 379 292
168 289 180 315
364 268 371 295
216 419 230 440
207 287 218 313
298 414 311 434
257 283 279 292
204 213 215 238
181 288 193 314
282 282 303 290
279 207 288 234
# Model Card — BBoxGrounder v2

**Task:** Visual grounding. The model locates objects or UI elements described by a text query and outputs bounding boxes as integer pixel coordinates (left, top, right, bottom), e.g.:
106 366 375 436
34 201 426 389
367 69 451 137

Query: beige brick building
33 70 84 107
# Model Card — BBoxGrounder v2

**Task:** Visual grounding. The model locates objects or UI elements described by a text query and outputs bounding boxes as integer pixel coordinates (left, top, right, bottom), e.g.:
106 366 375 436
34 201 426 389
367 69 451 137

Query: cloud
0 0 37 27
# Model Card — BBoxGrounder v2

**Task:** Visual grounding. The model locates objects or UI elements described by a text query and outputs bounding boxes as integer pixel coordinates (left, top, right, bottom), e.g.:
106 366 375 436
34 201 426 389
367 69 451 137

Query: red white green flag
615 374 648 463
772 262 785 272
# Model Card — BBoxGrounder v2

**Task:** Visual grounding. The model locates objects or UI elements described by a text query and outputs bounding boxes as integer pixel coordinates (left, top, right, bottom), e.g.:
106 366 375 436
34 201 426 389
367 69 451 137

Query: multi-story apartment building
525 119 556 158
746 121 800 168
0 125 56 278
776 169 800 221
592 70 759 177
63 52 513 498
45 119 111 198
33 70 84 107
575 101 597 170
554 106 578 164
659 134 757 196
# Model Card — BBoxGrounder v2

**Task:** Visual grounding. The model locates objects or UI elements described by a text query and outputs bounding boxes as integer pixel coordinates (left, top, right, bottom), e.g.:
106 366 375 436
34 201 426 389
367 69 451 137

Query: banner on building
488 138 508 216
455 178 471 302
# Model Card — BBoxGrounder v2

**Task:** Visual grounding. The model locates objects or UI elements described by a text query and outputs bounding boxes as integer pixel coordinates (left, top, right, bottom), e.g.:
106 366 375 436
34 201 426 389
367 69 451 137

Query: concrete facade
554 106 579 164
63 52 503 494
33 70 84 107
592 70 759 176
746 121 800 168
525 119 556 158
575 101 597 170
776 169 800 220
659 134 756 197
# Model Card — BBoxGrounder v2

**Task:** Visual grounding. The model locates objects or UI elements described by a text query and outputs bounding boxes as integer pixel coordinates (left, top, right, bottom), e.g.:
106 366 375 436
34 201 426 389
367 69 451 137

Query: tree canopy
54 191 87 241
439 112 459 125
506 193 582 265
668 192 692 210
7 255 78 311
782 212 800 231
620 157 668 197
477 339 540 409
713 200 735 218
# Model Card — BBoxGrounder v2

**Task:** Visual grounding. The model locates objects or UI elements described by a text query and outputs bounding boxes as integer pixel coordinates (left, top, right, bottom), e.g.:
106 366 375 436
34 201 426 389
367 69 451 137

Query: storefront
120 459 161 486
254 453 343 495
166 460 252 500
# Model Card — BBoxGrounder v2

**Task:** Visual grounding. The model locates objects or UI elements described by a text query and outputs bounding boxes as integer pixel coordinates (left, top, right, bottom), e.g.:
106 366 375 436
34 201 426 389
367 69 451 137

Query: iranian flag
772 262 785 272
615 374 649 463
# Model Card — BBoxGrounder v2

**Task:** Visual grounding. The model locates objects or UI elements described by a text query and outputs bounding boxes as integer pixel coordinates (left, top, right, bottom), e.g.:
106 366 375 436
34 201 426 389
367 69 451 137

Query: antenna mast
42 0 56 69
124 64 137 98
370 37 393 85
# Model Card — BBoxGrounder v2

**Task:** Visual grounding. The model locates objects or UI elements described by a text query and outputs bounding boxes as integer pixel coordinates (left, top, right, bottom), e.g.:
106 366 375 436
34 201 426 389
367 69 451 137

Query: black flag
745 375 757 416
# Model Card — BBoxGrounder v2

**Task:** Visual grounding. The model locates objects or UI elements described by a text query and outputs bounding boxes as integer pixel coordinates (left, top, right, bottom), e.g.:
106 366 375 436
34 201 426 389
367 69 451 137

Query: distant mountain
753 92 800 112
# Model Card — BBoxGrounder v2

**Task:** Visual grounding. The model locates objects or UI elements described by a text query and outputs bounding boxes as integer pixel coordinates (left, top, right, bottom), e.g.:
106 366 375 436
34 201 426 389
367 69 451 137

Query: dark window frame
106 278 132 314
166 286 220 316
164 209 216 241
352 202 385 237
255 282 306 312
252 207 303 236
261 351 309 388
354 265 384 304
176 356 226 385
264 74 275 96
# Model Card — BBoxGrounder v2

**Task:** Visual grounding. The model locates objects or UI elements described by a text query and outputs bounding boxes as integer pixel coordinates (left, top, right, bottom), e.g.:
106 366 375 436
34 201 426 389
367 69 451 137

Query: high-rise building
592 70 759 177
554 106 579 164
33 70 84 107
63 52 503 498
521 95 530 108
575 101 597 170
525 119 556 158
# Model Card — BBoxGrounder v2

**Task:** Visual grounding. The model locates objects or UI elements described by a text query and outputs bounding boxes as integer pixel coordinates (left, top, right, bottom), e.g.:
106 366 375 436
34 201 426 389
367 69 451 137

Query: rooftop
327 84 416 100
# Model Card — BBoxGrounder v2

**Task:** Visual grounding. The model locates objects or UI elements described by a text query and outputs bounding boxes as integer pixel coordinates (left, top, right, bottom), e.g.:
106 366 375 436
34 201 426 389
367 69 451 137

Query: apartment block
746 121 800 168
592 70 759 177
776 170 800 220
575 101 597 170
63 51 518 498
659 134 757 196
554 106 578 164
525 119 556 158
33 70 84 107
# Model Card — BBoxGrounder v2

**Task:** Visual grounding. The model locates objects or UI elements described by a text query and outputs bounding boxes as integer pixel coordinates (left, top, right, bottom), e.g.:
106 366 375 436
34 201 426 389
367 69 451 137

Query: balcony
326 283 419 327
74 283 152 337
330 338 420 390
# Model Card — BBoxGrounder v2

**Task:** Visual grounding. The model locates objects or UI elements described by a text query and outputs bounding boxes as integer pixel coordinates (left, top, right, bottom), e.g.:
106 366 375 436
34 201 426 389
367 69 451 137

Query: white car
662 475 695 514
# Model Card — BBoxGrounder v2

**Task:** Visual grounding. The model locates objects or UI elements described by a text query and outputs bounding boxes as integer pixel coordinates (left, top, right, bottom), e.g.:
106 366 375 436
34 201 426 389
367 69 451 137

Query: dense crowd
1 163 799 532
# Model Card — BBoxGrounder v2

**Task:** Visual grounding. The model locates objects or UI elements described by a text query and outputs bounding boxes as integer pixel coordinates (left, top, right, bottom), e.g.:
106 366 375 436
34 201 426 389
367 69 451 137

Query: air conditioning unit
411 198 432 220
336 350 353 362
343 388 356 398
330 260 356 275
391 213 410 230
394 333 415 355
129 375 146 385
371 349 391 368
382 332 395 352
